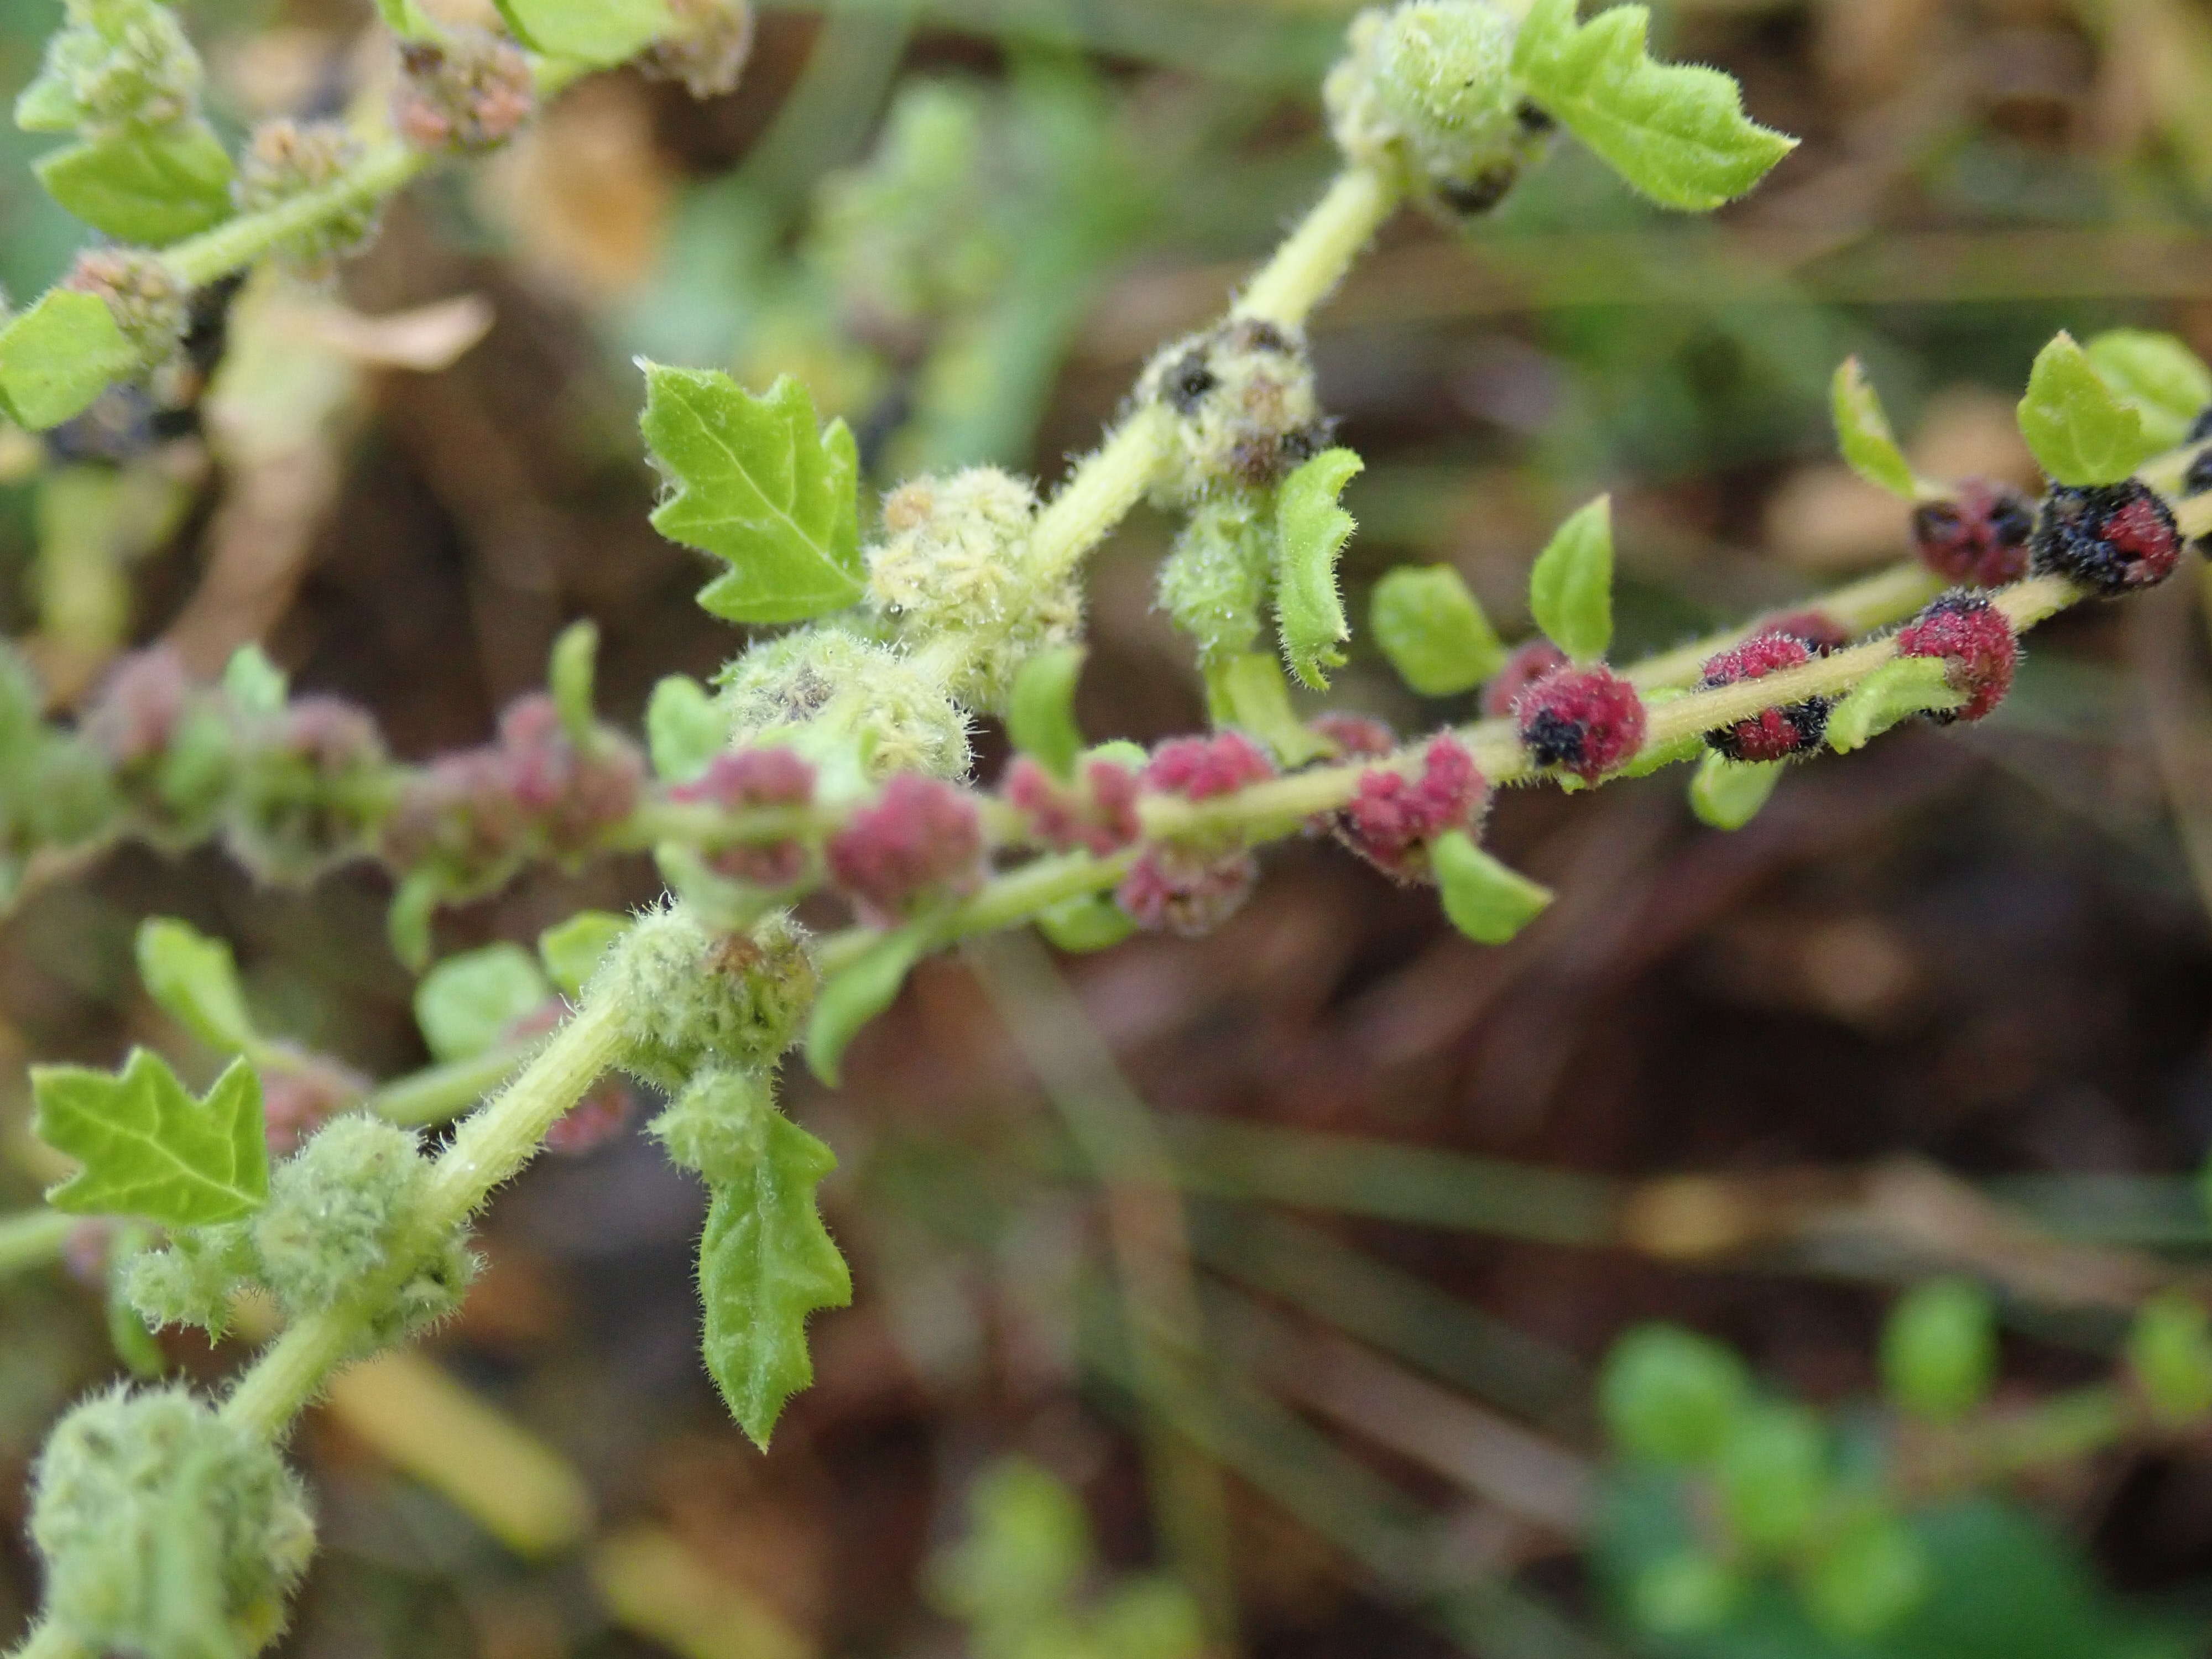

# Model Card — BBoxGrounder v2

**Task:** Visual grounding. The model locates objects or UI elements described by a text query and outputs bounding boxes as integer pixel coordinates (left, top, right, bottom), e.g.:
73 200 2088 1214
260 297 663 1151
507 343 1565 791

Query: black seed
1515 98 1557 134
1435 164 1519 216
1523 708 1587 769
1233 319 1297 357
2188 403 2212 445
1165 350 1216 414
2185 450 2212 499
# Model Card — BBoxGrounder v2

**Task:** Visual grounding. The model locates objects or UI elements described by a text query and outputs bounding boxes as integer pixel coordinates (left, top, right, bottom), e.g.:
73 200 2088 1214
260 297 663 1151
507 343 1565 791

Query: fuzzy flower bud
225 695 390 884
827 773 985 920
1697 632 1830 762
21 0 205 140
2030 479 2182 596
1911 479 2033 588
1480 639 1568 719
1893 592 2017 724
1515 665 1647 780
252 1118 453 1321
670 747 816 886
602 902 818 1091
1144 731 1276 801
639 0 757 98
64 247 187 375
381 747 529 895
126 1220 254 1334
720 627 971 780
1157 494 1271 667
1117 845 1259 937
31 1384 314 1656
1004 755 1142 856
1140 319 1334 504
391 32 534 155
497 694 647 857
1334 733 1488 880
234 119 379 278
649 1065 771 1185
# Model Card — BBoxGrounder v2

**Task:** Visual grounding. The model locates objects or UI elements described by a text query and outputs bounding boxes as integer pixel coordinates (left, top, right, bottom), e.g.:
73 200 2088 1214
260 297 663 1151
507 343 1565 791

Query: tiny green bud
252 1118 457 1326
1599 1322 1749 1465
719 626 972 781
1798 1511 1931 1640
1628 1550 1740 1636
1159 495 1271 669
1371 564 1505 696
2127 1291 2212 1427
1881 1277 1997 1424
650 1065 771 1185
18 0 206 140
1717 1401 1828 1556
125 1219 255 1337
234 119 379 278
600 901 818 1092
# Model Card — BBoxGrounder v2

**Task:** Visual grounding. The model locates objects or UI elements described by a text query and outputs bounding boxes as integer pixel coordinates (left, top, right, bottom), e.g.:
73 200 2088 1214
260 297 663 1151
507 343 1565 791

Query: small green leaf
414 943 550 1063
495 0 675 64
1205 652 1334 767
1831 358 1922 500
1370 564 1505 697
538 911 630 998
2083 329 2212 452
0 288 140 432
1528 494 1614 664
2017 331 2162 487
640 365 864 624
698 1113 853 1447
1688 752 1781 831
14 63 85 134
806 922 930 1086
1274 447 1364 690
33 1050 268 1225
35 123 233 244
1037 893 1136 954
549 618 598 747
221 644 287 716
1825 656 1961 753
387 868 444 974
1510 0 1798 212
646 674 729 784
1006 646 1087 781
135 919 256 1055
1433 829 1553 945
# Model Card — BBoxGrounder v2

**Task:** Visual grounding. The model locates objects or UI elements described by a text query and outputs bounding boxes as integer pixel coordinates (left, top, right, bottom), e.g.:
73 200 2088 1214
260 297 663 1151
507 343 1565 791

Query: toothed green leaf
33 1050 268 1225
1007 646 1088 781
2083 330 2212 452
0 288 139 431
35 122 232 243
494 0 675 64
807 922 930 1086
2018 331 2161 487
415 943 550 1063
135 918 257 1055
1433 830 1553 945
1832 357 1921 500
1688 752 1781 830
1826 656 1962 753
1510 0 1798 211
640 366 864 624
1370 563 1505 697
699 1114 853 1447
1275 447 1364 690
1528 494 1614 664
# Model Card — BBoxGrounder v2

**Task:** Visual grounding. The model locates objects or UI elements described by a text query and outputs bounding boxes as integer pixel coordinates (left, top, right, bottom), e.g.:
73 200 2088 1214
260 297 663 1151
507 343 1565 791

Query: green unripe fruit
31 1384 314 1657
1599 1323 1750 1465
601 902 818 1092
1798 1512 1931 1640
1628 1549 1740 1636
719 626 972 780
126 1219 254 1335
1881 1277 1997 1423
2128 1291 2212 1427
650 1066 773 1185
1157 495 1271 669
1717 1402 1829 1556
253 1117 436 1317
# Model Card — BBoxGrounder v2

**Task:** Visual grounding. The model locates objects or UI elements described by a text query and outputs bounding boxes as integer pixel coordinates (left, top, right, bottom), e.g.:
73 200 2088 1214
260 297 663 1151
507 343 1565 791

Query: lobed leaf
1528 494 1614 664
1688 752 1781 831
1006 646 1088 781
35 123 232 244
1510 0 1797 212
1274 447 1364 690
806 922 931 1086
1830 357 1922 500
1369 564 1505 698
33 1050 268 1225
135 918 257 1055
698 1114 853 1447
1433 830 1554 945
0 288 140 431
495 0 675 65
2083 329 2212 453
1825 656 1961 753
2017 331 2161 487
415 943 550 1063
640 365 864 625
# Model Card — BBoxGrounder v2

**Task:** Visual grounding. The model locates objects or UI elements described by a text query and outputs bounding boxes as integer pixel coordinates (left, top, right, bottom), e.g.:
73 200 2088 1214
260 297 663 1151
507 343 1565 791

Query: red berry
1893 592 2017 724
1143 732 1275 800
1005 756 1141 856
1335 734 1489 881
81 647 190 770
1115 846 1257 937
827 774 984 920
1515 665 1647 780
1311 712 1397 760
1697 632 1831 762
1911 481 2034 588
671 748 815 885
2030 481 2182 596
1482 640 1569 719
1764 610 1852 654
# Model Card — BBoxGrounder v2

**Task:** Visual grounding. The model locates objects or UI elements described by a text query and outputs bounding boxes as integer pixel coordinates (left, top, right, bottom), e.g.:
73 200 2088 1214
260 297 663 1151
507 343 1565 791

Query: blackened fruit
1697 632 1831 762
1910 480 2034 587
2029 480 2182 596
1514 665 1646 781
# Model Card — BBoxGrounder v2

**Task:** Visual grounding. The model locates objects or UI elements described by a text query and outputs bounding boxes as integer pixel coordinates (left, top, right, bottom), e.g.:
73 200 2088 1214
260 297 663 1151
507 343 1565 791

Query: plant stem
0 1208 71 1279
1233 165 1399 326
366 1035 547 1128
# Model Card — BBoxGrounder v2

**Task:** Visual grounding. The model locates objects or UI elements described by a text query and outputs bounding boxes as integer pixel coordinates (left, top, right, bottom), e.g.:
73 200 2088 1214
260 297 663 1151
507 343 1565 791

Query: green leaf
35 123 233 244
387 868 444 974
1370 564 1505 697
806 922 930 1086
414 943 550 1063
646 674 729 784
1688 752 1781 831
698 1113 853 1447
1831 357 1922 500
538 911 630 998
33 1050 268 1225
1006 646 1087 781
374 0 438 36
1825 656 1961 753
1510 0 1798 212
640 366 864 624
1274 447 1364 690
549 618 598 747
0 288 140 432
1037 893 1136 954
1204 652 1334 767
1433 829 1553 945
2017 331 2162 487
495 0 675 64
1527 494 1614 664
135 919 257 1055
221 644 287 716
2083 329 2212 452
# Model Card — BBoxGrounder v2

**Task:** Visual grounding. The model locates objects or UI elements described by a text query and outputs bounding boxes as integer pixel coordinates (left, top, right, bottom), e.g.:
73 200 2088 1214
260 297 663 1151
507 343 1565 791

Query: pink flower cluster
671 748 816 886
1141 732 1276 800
1697 632 1831 762
1894 592 2017 724
1912 479 2034 588
1514 665 1647 781
1335 734 1488 881
826 774 984 921
1004 756 1142 856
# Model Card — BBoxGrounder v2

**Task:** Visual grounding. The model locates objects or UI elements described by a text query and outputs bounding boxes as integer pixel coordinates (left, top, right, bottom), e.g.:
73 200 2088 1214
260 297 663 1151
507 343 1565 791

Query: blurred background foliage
13 0 2212 1654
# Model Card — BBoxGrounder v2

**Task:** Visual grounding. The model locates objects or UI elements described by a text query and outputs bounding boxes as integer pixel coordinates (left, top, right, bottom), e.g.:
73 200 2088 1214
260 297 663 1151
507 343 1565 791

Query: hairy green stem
0 1208 72 1279
365 1035 548 1128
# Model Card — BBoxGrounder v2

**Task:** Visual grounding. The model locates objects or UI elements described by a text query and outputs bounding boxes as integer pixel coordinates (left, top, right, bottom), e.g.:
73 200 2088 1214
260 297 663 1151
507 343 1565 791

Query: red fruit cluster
391 33 534 154
2030 481 2182 596
826 774 984 920
1116 846 1259 937
1697 632 1832 762
670 748 816 886
1310 712 1397 760
1911 480 2035 588
1336 734 1488 881
81 646 190 773
1893 592 2017 724
1004 757 1142 856
1515 665 1647 781
1481 640 1569 719
1143 732 1275 801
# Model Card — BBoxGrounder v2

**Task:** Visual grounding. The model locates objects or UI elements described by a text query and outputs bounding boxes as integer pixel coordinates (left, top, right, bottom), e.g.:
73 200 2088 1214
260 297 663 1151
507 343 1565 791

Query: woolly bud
391 32 534 155
252 1118 452 1322
1144 731 1276 801
1480 639 1568 719
64 248 187 374
30 1384 314 1656
1697 632 1830 761
638 0 756 98
1117 846 1258 937
720 628 971 781
1893 592 2017 724
125 1221 255 1335
1335 733 1488 881
669 747 815 886
2029 480 2182 596
1004 755 1142 856
380 747 528 892
1311 711 1397 759
21 0 205 140
1515 665 1647 781
649 1065 771 1185
827 773 985 920
1911 479 2033 588
1763 609 1851 654
1139 320 1333 504
1157 494 1271 667
225 695 390 884
234 119 378 278
601 902 818 1092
